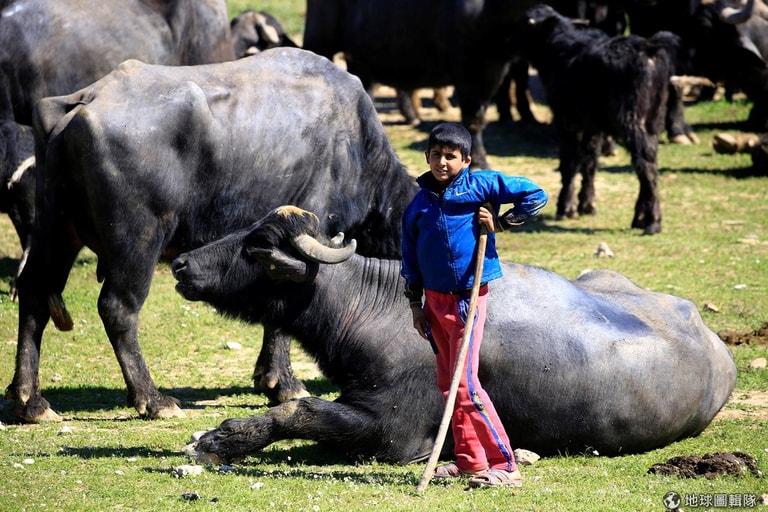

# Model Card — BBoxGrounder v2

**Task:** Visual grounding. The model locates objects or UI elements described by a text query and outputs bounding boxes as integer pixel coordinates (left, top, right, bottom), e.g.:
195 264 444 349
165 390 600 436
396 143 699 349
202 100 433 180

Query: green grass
0 1 766 510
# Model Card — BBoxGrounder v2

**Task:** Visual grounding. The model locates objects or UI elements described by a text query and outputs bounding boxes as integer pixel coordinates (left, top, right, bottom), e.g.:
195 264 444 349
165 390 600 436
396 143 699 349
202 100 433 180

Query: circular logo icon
663 491 682 510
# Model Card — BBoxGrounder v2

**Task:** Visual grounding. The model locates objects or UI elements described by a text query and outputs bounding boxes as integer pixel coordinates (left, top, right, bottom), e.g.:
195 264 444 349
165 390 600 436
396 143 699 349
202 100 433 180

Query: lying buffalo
174 206 736 463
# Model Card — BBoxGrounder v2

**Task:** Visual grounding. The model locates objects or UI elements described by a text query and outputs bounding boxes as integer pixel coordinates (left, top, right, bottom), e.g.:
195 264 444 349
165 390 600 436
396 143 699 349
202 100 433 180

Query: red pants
425 287 517 474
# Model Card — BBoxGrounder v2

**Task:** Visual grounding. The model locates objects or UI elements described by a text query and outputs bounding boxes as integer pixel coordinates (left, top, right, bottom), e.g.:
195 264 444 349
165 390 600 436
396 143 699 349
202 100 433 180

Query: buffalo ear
246 246 312 283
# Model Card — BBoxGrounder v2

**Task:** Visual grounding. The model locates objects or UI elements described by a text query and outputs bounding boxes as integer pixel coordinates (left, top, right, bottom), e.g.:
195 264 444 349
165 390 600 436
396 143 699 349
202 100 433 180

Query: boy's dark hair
427 122 472 159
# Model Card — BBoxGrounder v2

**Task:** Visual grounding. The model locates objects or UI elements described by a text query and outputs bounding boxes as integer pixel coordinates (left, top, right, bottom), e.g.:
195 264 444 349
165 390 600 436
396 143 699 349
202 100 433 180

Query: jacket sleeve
494 174 548 223
400 201 423 300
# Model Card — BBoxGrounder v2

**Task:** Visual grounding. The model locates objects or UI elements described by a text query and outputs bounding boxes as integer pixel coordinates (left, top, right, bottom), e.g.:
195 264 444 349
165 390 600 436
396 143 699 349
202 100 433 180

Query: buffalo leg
495 66 515 123
457 83 497 170
495 58 535 125
253 324 310 404
432 87 451 112
97 254 185 419
625 128 662 234
577 134 601 216
6 221 81 423
666 82 698 144
396 89 421 126
556 128 580 220
512 60 536 124
189 396 435 466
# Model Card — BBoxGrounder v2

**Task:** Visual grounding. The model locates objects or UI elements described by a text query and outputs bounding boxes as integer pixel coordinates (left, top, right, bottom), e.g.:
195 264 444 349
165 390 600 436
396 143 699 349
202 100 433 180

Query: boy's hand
411 305 429 340
497 208 527 230
478 204 496 233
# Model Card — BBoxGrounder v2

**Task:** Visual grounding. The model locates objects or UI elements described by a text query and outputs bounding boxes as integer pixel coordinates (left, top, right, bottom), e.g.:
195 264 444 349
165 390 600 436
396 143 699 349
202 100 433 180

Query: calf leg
625 128 662 235
253 324 310 404
556 128 580 220
577 134 601 216
666 83 699 145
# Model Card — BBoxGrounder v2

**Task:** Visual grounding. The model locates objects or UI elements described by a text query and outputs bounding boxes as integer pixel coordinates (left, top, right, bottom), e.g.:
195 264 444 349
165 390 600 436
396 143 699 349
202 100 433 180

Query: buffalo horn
290 233 357 263
254 13 280 45
716 0 755 24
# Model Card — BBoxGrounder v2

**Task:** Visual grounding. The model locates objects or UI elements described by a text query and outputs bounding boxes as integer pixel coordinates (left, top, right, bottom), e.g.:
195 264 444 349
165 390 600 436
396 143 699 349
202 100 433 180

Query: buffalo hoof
183 433 226 465
183 427 245 466
149 404 186 419
253 369 310 404
135 395 186 419
184 443 226 465
670 132 699 145
642 223 662 235
6 391 62 423
632 215 661 235
13 402 62 424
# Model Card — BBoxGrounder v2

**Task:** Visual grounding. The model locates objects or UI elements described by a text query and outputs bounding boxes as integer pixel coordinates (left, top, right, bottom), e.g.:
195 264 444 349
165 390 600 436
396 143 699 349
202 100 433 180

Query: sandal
468 468 523 488
433 462 483 480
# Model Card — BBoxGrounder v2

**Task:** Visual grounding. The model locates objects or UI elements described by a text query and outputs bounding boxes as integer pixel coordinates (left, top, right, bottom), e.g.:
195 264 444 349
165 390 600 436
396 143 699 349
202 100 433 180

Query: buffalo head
172 206 356 318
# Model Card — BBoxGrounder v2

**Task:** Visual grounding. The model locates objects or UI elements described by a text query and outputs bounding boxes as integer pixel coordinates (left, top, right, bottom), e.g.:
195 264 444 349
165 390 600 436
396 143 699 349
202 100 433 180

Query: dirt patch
718 322 768 347
715 391 768 421
648 452 760 479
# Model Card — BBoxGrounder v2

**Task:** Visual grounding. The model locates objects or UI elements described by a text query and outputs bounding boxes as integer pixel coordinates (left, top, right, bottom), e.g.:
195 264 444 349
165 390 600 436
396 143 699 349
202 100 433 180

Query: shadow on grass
0 256 18 283
1 377 338 419
389 118 559 160
665 165 763 179
176 445 421 484
507 216 630 237
59 444 180 460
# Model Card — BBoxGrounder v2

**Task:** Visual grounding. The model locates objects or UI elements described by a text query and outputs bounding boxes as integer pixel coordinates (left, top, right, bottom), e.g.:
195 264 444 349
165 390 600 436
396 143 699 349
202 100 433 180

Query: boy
401 122 547 488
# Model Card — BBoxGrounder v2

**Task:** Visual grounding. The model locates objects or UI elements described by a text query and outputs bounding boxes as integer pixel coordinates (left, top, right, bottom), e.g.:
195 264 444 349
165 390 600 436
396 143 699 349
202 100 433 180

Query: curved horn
290 233 357 264
717 0 755 24
254 13 281 45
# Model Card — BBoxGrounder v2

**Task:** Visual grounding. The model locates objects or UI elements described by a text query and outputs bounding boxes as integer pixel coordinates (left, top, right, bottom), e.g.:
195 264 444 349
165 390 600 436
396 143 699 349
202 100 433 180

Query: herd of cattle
0 0 754 463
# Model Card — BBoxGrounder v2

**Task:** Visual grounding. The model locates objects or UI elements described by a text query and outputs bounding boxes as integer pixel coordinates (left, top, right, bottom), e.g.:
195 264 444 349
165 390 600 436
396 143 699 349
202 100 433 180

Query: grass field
0 1 766 511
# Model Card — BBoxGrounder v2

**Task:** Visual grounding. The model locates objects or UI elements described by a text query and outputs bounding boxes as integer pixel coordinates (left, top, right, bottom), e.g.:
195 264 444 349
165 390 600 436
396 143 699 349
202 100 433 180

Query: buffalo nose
171 257 187 278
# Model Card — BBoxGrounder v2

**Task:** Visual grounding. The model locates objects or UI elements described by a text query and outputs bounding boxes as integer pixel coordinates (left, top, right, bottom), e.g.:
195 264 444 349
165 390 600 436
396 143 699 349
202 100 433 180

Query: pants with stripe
425 287 517 474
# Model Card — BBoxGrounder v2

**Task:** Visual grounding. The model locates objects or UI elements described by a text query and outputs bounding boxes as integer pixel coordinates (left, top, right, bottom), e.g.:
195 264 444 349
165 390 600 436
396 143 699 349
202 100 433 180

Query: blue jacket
401 167 547 293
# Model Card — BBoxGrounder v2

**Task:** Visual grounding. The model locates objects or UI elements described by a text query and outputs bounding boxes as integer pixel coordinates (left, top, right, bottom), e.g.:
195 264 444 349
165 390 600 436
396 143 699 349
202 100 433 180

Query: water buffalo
302 0 549 170
518 5 679 235
6 48 416 423
174 206 736 464
0 0 235 289
622 0 768 135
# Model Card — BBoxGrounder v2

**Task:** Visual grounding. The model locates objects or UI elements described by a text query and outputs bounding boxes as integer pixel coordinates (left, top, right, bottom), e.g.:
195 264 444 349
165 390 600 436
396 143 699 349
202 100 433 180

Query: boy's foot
433 462 484 480
468 468 523 488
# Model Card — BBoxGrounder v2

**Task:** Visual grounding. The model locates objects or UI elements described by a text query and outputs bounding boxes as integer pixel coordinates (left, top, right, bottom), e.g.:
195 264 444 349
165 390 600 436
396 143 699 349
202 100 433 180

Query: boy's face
425 145 471 186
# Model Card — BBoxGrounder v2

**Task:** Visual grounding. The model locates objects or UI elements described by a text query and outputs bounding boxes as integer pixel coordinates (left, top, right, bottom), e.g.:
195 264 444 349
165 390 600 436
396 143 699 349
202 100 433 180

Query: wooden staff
416 225 488 494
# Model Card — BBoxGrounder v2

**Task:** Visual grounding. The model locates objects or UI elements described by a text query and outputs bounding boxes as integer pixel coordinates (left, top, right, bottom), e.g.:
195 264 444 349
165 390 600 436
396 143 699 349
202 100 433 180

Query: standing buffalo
518 5 677 234
174 206 736 463
6 48 416 423
303 0 548 170
622 0 768 135
0 0 235 286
